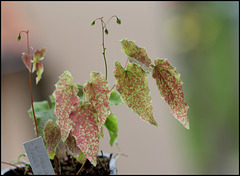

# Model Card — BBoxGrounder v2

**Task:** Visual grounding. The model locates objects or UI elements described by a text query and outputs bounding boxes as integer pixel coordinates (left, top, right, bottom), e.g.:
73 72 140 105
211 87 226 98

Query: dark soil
2 154 115 175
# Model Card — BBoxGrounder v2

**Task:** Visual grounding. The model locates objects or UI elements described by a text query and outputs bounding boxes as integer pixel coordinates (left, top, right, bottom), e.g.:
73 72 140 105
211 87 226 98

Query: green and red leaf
121 39 153 73
114 61 157 126
84 72 111 130
43 119 61 153
21 52 31 72
152 59 189 129
53 71 79 141
32 48 46 84
69 101 99 166
35 62 44 84
65 131 86 164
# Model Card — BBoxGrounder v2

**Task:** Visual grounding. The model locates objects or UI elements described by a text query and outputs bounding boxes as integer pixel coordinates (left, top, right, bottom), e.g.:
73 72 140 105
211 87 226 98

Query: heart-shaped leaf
84 72 111 130
69 101 99 166
43 119 61 153
53 71 79 141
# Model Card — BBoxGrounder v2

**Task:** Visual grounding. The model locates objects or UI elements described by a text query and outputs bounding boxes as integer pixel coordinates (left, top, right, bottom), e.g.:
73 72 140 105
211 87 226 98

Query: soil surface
2 154 114 175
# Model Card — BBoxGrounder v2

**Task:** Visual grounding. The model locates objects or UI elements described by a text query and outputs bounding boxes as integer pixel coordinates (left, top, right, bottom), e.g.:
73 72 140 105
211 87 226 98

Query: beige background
2 1 201 174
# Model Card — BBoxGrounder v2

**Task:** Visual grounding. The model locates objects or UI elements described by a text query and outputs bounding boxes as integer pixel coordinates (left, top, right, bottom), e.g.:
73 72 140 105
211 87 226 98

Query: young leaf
91 20 95 26
65 131 86 164
110 90 124 105
17 33 21 41
152 59 189 129
28 99 56 136
116 18 121 24
105 28 109 35
104 113 118 146
84 72 111 131
121 39 153 73
32 48 46 84
35 62 44 84
21 52 31 72
114 61 158 126
43 119 61 153
69 101 99 166
53 71 79 141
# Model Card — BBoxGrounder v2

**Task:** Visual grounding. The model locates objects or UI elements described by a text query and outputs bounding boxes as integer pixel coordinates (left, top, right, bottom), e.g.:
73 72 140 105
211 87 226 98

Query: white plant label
23 136 55 175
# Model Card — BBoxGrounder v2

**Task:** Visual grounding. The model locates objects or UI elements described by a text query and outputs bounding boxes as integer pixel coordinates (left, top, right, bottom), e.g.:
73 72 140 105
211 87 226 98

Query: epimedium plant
5 15 189 175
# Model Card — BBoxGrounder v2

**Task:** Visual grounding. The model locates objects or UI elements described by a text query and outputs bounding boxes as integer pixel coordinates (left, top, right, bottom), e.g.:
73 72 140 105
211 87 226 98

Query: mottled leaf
28 97 56 136
65 131 86 164
32 48 46 84
104 113 118 146
114 61 157 126
110 90 124 105
69 101 99 166
21 52 31 72
43 119 61 153
121 39 153 73
152 59 189 129
84 72 111 130
32 48 46 72
53 71 79 141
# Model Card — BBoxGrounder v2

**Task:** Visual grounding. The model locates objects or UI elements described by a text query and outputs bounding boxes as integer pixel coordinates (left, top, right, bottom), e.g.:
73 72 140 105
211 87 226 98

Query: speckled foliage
43 119 61 153
69 102 99 166
152 59 189 129
114 61 158 126
84 72 111 133
121 39 153 73
53 71 79 141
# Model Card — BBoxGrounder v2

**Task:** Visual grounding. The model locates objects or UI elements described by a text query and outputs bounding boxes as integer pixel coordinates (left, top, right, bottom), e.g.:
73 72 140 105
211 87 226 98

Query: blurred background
1 1 239 174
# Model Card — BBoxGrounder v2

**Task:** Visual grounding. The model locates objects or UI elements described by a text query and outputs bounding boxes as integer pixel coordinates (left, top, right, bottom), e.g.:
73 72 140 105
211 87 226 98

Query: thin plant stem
100 18 108 80
76 158 87 175
25 30 39 137
1 161 23 170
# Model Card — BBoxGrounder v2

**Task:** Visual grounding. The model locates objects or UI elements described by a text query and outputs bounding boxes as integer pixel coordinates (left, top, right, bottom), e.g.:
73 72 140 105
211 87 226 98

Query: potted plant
1 15 189 175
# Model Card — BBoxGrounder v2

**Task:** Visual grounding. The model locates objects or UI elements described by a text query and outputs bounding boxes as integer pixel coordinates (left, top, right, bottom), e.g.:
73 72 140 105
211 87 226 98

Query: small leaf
121 39 153 73
152 59 189 129
114 61 158 126
53 71 79 141
17 33 21 41
77 84 84 100
105 28 109 35
36 62 44 84
91 20 95 26
32 48 46 73
110 90 124 105
69 101 99 166
65 131 86 164
104 113 118 146
21 52 31 72
43 119 61 153
116 18 121 24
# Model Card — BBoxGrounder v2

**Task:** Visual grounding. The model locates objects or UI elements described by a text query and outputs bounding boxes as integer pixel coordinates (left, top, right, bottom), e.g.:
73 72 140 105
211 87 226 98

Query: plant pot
1 153 117 175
